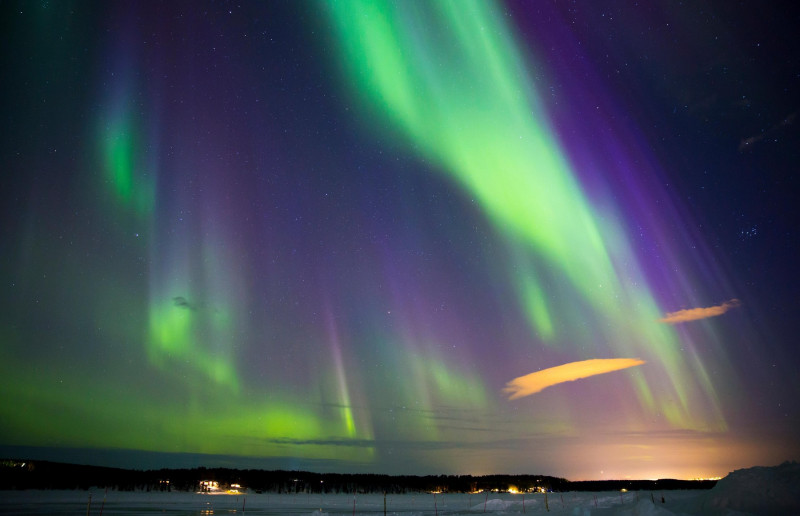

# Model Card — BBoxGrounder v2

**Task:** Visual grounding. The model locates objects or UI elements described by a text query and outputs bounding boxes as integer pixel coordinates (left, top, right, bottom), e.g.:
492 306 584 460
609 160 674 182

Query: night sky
1 0 798 480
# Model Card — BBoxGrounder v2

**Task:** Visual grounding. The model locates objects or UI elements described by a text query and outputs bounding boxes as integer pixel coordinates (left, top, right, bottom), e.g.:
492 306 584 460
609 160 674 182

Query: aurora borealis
1 0 798 480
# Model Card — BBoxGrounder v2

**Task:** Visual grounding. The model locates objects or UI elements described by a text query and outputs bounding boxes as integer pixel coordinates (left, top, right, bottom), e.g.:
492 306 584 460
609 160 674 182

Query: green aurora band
322 0 725 431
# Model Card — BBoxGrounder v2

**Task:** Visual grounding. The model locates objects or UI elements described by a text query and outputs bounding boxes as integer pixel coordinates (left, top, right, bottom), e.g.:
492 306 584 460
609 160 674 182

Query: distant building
199 480 245 494
199 480 219 493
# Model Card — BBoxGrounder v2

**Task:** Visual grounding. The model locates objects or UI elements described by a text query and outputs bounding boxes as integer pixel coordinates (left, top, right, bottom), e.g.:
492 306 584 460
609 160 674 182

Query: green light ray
99 100 154 217
323 312 368 440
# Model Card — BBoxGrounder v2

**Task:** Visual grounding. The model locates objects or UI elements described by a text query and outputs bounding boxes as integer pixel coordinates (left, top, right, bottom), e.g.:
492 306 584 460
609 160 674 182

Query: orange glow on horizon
549 431 786 481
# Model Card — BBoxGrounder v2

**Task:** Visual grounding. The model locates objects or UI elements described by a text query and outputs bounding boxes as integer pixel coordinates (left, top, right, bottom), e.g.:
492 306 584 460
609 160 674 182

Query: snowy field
0 489 711 515
1 462 797 515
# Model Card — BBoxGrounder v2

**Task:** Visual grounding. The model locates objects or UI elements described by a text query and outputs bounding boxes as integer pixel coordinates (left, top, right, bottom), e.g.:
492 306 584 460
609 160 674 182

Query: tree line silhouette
1 459 716 493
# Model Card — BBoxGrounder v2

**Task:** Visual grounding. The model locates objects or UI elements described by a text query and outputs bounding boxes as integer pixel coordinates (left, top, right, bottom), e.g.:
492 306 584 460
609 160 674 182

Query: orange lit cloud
504 358 646 400
658 299 741 324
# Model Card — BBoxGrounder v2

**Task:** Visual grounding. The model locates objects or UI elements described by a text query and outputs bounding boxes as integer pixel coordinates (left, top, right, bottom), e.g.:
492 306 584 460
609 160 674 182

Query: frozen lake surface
0 489 714 515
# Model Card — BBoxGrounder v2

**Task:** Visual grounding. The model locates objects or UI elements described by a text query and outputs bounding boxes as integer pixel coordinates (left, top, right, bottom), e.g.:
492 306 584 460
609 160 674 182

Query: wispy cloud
504 358 646 400
658 299 741 324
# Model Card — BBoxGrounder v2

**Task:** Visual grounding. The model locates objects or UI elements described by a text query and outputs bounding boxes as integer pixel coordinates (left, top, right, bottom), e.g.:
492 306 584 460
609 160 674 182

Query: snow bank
612 498 686 516
471 497 514 511
700 460 800 515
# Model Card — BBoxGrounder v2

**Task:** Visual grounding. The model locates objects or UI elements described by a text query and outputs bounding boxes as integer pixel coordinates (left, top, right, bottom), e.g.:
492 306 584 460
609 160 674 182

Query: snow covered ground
0 462 796 515
0 489 700 515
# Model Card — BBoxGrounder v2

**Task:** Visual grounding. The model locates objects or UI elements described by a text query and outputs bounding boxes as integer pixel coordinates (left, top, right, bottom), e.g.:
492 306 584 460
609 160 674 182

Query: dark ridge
568 479 717 491
1 459 716 493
